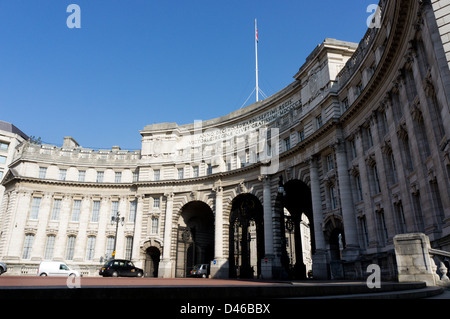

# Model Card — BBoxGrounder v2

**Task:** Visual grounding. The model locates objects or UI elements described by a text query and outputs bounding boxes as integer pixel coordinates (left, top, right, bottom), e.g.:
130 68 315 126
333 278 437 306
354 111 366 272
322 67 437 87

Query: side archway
141 239 162 278
229 193 264 279
175 200 214 278
279 179 314 279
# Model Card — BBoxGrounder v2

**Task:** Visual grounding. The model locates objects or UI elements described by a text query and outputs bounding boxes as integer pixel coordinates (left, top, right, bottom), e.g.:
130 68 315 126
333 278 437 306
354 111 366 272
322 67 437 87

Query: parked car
189 264 209 278
38 261 81 277
99 259 143 277
0 262 7 275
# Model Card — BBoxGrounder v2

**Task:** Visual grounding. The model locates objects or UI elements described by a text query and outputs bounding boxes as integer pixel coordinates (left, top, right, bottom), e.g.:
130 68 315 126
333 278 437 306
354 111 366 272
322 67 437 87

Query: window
193 166 199 178
355 175 363 201
86 236 96 261
381 111 389 136
316 115 323 128
342 98 349 111
0 142 8 151
66 236 76 260
330 186 337 210
133 170 139 182
359 216 369 248
39 167 47 179
367 126 373 148
71 200 82 222
106 237 115 259
125 237 133 260
78 170 86 182
372 165 381 194
154 169 160 181
351 140 357 159
394 203 406 233
376 210 388 245
22 234 34 259
30 197 41 220
44 235 55 260
389 153 398 185
59 169 67 181
51 199 62 220
412 192 425 232
91 200 100 222
0 156 6 164
355 82 363 96
111 201 119 219
153 197 160 208
129 200 137 222
96 171 104 183
207 163 212 175
178 168 184 179
298 130 305 142
326 154 334 171
284 137 291 151
115 172 122 183
151 217 159 234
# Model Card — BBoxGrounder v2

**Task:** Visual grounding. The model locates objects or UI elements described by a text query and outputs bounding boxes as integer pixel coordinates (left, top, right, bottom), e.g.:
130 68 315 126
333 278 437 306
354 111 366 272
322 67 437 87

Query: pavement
0 276 447 317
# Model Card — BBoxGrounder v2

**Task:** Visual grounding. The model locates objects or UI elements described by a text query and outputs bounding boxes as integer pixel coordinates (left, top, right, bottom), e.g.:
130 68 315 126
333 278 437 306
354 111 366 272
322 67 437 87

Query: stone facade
0 0 449 280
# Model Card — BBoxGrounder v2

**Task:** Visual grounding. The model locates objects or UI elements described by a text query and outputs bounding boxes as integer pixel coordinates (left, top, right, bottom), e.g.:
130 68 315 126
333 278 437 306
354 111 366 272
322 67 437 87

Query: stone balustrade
394 233 450 287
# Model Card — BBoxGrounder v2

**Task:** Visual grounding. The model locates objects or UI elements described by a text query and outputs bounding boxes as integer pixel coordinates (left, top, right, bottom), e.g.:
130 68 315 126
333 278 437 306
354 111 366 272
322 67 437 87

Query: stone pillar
159 192 174 278
334 139 359 260
132 195 144 263
394 233 439 286
309 156 328 279
261 175 275 279
211 185 228 278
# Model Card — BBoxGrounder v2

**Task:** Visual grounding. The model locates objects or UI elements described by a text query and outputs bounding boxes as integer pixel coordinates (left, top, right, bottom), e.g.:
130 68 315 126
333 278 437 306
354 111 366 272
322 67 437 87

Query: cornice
340 0 417 125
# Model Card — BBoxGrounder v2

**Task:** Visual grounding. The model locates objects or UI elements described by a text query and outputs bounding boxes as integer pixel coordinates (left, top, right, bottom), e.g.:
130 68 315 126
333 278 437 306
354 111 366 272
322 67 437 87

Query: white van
38 261 81 277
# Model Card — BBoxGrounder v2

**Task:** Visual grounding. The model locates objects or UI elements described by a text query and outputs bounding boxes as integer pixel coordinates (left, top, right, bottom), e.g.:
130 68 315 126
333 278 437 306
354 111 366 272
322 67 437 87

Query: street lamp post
111 212 124 259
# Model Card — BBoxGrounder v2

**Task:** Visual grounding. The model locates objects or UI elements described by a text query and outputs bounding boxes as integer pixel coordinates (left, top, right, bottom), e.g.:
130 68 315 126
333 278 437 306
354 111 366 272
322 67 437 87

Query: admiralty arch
1 0 450 280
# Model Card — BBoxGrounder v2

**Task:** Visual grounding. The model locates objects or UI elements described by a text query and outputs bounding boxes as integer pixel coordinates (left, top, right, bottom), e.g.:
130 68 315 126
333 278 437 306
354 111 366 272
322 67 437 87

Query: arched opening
229 193 264 279
279 178 314 279
175 201 214 278
144 246 161 277
324 215 346 279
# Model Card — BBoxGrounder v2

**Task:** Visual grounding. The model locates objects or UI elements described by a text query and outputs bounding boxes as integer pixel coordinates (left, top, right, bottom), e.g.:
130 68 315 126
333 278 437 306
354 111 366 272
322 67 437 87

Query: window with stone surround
125 236 133 260
154 169 160 181
376 209 388 246
30 197 41 220
86 236 96 261
71 199 82 222
59 168 67 181
358 215 369 249
51 198 62 220
91 200 100 222
129 200 137 222
78 170 86 182
22 234 34 259
39 167 47 179
44 235 55 260
65 235 76 260
96 171 104 183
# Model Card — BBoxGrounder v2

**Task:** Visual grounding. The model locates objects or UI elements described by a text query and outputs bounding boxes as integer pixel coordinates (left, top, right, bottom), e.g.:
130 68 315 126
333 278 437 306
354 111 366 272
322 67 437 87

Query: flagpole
255 18 259 102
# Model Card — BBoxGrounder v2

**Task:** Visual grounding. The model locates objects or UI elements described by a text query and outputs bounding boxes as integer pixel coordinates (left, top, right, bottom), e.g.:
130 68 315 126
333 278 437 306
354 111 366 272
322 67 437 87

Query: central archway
280 179 314 279
229 193 264 279
175 201 214 278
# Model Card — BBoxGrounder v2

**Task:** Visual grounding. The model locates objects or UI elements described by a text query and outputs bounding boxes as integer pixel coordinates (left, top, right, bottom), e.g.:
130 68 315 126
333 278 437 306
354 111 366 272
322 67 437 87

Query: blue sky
0 0 375 150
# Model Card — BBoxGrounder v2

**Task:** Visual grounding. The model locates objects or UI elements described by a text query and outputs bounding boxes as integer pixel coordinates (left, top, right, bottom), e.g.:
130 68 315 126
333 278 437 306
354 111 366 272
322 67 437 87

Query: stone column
309 156 328 279
211 185 228 278
334 139 359 260
131 195 144 262
261 175 275 279
159 192 174 278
